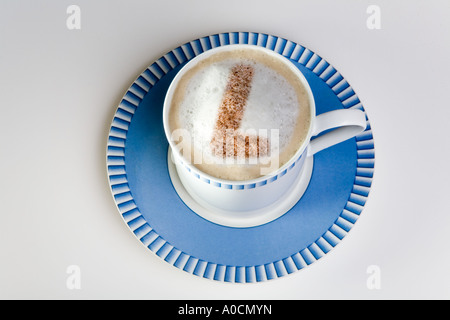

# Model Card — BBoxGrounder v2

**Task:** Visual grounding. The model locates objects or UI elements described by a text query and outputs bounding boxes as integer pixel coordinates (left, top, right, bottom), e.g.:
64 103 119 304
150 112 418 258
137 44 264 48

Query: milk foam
169 48 311 180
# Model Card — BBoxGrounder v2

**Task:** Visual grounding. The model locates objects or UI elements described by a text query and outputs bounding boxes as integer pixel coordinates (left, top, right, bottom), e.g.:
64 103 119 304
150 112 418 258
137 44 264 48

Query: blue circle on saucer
106 32 375 283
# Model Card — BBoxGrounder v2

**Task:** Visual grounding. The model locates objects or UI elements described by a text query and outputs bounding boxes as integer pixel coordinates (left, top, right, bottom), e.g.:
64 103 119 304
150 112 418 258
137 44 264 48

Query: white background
1 0 449 300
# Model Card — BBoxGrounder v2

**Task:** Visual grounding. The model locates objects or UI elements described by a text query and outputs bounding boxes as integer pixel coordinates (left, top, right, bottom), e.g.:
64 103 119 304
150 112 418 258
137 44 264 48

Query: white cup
163 45 366 215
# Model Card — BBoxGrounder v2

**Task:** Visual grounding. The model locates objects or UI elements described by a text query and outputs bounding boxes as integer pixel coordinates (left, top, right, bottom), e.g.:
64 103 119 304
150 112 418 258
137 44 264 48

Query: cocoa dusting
211 64 269 157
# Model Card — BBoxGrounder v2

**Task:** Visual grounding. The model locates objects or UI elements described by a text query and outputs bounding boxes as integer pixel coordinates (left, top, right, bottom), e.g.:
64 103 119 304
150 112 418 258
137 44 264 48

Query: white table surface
1 0 449 300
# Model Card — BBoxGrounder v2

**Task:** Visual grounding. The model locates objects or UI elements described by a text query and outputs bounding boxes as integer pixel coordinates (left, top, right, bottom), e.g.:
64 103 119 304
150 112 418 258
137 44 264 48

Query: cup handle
307 109 367 156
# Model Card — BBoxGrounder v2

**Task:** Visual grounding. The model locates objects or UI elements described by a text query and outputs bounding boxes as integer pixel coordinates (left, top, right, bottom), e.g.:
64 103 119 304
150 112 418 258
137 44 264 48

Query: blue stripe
107 156 125 168
224 266 235 282
108 165 126 176
148 63 164 79
315 238 332 254
307 54 321 70
115 108 133 122
335 217 353 232
119 199 136 213
127 215 145 231
173 47 188 64
110 182 129 194
299 49 313 66
328 73 344 88
164 248 181 264
256 180 267 187
119 99 137 114
357 140 375 150
283 41 296 58
264 264 277 280
344 97 361 109
214 265 225 281
258 33 268 47
108 174 127 185
107 146 125 157
352 185 370 197
349 193 367 206
274 260 286 277
148 236 165 252
235 267 245 283
314 60 330 77
107 136 125 148
322 232 339 247
282 258 297 274
174 252 189 269
203 262 216 279
255 265 266 282
274 37 287 54
345 202 363 215
164 51 179 68
354 176 372 188
136 75 152 91
357 159 375 168
341 210 359 224
130 83 147 98
209 34 221 48
155 242 173 258
182 42 195 59
333 80 349 95
239 32 249 44
356 167 374 178
183 256 197 272
134 223 152 240
193 260 207 277
230 32 239 44
248 32 259 45
321 66 336 82
291 45 305 61
191 39 204 54
221 33 230 45
299 249 315 265
200 36 212 51
329 225 346 240
112 117 130 129
356 130 373 142
339 88 356 102
157 57 171 72
141 69 158 85
121 207 140 222
109 126 127 139
291 253 307 270
357 149 375 159
307 244 323 260
245 267 255 283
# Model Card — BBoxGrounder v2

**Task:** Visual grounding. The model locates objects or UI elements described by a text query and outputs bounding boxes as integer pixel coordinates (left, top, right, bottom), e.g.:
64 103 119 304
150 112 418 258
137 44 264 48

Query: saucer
106 32 375 283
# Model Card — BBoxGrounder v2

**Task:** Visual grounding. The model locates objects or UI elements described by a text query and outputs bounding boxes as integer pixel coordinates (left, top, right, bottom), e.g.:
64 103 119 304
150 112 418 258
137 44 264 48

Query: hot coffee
168 46 311 181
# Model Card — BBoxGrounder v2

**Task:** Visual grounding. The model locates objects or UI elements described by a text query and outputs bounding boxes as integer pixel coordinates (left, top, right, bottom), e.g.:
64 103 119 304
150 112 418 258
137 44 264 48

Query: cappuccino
168 46 311 181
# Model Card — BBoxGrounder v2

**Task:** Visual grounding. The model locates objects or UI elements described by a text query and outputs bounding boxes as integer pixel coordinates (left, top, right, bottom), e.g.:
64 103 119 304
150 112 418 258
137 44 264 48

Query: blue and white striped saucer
106 32 375 283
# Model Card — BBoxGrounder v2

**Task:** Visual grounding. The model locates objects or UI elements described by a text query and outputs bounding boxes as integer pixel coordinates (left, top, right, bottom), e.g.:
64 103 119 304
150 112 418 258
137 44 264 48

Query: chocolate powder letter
211 64 269 158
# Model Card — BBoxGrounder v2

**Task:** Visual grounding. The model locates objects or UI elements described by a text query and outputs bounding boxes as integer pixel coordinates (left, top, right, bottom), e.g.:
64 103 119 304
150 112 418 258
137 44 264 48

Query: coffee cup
163 44 366 218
